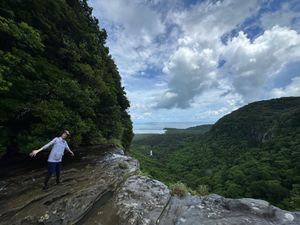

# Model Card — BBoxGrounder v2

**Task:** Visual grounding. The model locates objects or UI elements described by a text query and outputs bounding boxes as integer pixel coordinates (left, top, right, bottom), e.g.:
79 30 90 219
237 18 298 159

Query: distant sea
133 121 202 134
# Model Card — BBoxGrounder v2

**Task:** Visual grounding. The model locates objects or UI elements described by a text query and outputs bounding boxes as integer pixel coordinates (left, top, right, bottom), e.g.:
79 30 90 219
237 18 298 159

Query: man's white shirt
42 137 70 162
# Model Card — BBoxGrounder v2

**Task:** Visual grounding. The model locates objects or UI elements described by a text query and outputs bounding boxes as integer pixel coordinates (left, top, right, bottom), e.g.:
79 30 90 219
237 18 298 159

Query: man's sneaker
42 185 49 191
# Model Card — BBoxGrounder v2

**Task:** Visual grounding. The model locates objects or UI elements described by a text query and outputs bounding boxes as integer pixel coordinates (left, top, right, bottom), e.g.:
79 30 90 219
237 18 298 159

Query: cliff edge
0 148 299 225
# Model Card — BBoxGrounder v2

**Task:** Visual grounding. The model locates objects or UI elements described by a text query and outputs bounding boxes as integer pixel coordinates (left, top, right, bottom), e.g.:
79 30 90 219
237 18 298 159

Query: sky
89 0 300 125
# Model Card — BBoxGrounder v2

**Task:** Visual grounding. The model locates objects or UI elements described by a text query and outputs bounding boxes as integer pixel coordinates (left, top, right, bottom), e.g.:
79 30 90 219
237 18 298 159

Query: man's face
62 133 68 139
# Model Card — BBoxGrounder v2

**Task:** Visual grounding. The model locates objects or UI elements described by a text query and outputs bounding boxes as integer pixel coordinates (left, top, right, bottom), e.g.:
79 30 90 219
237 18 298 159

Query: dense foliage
0 0 133 155
129 97 300 210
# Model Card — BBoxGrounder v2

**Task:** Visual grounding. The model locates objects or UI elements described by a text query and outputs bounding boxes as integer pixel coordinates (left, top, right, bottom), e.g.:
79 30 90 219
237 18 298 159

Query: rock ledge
0 148 299 225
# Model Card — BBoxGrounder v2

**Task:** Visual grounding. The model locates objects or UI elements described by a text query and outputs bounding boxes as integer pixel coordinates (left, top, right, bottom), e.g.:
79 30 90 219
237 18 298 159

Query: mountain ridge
210 96 300 145
130 96 300 210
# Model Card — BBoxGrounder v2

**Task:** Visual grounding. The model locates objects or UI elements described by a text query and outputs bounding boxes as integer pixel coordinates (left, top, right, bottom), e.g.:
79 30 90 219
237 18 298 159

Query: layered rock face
0 148 299 225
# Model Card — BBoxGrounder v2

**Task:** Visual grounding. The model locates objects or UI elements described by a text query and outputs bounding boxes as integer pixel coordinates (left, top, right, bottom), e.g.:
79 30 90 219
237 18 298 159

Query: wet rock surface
0 147 299 225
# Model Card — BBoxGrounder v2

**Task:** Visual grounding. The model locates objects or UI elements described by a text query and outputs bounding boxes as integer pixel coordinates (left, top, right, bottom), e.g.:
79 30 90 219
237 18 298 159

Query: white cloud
90 0 300 124
260 2 300 32
90 0 167 78
223 26 300 101
157 18 300 108
155 0 260 108
92 0 165 38
155 47 219 108
126 86 166 121
270 76 300 97
168 0 259 41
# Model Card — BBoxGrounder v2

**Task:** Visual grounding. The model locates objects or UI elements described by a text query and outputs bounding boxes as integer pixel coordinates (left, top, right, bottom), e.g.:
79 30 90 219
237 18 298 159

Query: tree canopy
0 0 133 155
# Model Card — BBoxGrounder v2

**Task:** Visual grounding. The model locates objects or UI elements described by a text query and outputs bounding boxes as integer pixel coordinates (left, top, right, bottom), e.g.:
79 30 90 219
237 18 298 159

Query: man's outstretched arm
29 137 56 157
65 143 74 156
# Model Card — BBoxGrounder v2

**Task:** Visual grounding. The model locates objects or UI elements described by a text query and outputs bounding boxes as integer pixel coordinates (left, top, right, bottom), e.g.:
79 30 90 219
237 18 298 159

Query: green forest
129 97 300 210
0 0 133 156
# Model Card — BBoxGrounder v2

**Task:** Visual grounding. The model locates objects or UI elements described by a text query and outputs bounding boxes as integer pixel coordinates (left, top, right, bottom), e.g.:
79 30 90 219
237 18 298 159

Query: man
30 130 74 191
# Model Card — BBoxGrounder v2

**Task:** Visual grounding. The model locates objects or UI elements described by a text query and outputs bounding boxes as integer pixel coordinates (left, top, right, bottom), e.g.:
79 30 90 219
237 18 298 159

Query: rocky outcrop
0 147 299 225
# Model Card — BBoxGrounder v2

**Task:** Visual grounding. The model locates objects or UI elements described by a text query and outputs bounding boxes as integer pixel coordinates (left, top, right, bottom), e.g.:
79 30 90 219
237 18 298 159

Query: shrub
118 161 129 170
197 184 209 196
169 182 189 197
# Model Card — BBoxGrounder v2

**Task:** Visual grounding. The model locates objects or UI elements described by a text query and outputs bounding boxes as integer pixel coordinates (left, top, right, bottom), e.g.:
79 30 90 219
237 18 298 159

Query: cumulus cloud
154 0 261 109
155 47 219 108
222 26 300 101
270 76 300 97
90 0 300 123
155 2 300 108
92 0 165 39
260 2 300 32
90 0 167 77
169 0 259 39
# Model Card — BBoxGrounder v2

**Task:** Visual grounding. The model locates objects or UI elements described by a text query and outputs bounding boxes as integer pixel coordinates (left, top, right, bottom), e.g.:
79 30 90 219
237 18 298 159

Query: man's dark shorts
47 161 62 174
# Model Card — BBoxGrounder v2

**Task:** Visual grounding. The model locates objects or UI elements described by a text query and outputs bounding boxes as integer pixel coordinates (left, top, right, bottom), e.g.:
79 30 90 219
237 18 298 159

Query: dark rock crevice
156 194 172 224
75 190 115 225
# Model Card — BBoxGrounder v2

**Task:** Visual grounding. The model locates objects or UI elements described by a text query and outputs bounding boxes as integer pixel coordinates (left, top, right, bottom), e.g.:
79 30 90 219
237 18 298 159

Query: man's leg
55 162 62 184
44 162 55 190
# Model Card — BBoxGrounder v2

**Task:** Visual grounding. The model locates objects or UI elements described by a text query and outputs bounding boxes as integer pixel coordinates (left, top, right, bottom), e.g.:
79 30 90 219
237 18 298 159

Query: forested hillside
0 0 133 156
130 97 300 210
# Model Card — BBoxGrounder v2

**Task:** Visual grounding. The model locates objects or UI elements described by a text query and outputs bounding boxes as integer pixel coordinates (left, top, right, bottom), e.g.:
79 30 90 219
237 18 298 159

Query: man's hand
70 151 74 157
30 149 40 157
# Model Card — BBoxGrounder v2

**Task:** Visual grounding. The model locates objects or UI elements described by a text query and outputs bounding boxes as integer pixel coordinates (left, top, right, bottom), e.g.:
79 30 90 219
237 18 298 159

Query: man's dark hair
62 130 70 136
